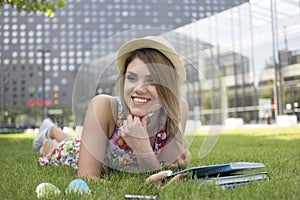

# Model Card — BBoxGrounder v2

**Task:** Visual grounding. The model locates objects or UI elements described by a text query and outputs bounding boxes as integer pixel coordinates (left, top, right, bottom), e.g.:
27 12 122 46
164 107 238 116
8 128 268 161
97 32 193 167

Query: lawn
0 126 299 199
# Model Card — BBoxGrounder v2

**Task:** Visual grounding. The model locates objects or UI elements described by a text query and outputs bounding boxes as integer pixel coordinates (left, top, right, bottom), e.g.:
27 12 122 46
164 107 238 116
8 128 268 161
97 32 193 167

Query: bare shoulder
91 95 118 135
92 94 116 105
92 94 117 106
92 94 118 115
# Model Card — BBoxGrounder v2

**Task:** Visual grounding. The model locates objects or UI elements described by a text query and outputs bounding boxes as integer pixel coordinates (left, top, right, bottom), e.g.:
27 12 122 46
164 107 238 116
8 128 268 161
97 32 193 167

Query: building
258 49 300 121
173 0 300 124
0 0 248 127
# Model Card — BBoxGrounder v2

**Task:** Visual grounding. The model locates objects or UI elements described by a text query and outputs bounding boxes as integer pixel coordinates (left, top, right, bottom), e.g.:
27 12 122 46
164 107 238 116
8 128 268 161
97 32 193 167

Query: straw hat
117 36 186 82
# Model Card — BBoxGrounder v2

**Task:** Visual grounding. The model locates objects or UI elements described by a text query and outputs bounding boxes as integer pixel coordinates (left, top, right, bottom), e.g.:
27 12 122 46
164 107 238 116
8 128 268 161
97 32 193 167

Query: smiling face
123 57 162 117
117 48 182 136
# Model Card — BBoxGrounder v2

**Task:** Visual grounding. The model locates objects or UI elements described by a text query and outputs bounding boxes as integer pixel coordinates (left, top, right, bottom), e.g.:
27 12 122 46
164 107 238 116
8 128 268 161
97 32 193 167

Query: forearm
134 152 162 172
158 134 190 169
77 144 104 179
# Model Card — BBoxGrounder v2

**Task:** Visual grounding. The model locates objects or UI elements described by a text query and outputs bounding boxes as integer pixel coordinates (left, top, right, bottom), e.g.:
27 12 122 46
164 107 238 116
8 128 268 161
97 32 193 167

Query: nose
134 81 148 94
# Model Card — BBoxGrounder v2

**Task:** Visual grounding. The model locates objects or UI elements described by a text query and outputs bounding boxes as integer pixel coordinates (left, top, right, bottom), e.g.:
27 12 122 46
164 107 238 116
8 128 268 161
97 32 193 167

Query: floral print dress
38 136 81 170
38 98 167 172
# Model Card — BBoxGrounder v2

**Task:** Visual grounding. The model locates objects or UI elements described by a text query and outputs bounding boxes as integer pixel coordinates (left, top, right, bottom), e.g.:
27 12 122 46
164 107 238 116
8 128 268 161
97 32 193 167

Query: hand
145 170 185 189
120 114 152 153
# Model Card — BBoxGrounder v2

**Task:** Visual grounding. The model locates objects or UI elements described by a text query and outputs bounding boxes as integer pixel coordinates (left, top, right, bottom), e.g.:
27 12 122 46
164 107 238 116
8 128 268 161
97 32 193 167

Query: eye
146 78 155 85
126 74 137 82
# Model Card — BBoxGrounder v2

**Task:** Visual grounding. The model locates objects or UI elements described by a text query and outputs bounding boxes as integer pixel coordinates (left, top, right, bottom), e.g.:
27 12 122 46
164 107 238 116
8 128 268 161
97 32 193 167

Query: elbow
167 150 191 170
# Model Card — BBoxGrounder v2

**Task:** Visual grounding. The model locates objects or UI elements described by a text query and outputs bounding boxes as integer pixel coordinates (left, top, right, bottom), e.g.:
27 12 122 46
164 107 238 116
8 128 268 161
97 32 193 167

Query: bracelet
160 161 165 167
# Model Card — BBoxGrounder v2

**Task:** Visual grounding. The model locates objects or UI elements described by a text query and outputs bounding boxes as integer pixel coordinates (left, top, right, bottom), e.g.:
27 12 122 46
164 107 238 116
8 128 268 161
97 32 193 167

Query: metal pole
230 8 238 118
215 14 222 124
248 3 259 123
270 0 283 118
237 6 246 119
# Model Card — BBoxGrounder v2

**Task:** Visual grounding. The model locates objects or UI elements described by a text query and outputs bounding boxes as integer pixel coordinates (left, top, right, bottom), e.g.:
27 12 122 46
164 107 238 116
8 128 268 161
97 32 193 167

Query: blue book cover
166 162 266 180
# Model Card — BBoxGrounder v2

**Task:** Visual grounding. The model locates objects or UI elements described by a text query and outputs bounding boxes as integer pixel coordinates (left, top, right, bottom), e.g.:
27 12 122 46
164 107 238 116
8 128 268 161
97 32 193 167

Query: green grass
1 126 299 199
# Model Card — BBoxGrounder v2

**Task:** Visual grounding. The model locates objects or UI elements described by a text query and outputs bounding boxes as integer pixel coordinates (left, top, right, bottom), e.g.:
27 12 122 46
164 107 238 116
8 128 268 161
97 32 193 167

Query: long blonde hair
117 48 190 168
118 48 181 134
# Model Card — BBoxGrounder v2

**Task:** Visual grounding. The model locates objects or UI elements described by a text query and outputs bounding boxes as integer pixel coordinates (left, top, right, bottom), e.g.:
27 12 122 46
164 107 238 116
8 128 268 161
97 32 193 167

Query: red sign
28 99 35 107
272 100 276 110
36 99 43 107
45 99 52 106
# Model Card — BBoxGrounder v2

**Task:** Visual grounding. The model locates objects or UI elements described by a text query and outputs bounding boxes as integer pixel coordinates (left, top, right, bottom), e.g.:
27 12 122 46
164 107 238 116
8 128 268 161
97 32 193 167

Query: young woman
33 36 191 181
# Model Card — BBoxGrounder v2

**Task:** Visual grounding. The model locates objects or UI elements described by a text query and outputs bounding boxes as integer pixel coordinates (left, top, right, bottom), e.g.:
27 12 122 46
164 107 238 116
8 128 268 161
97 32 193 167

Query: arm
121 98 190 172
158 98 191 169
77 95 117 179
120 114 162 172
144 99 190 186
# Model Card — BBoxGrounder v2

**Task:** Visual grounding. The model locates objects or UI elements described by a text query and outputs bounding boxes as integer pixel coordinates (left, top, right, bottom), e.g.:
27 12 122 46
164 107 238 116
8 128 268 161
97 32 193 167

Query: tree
0 0 66 17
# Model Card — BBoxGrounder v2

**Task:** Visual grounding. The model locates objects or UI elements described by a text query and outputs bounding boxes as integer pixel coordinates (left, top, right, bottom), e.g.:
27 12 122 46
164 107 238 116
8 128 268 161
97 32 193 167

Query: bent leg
42 140 59 156
49 126 73 143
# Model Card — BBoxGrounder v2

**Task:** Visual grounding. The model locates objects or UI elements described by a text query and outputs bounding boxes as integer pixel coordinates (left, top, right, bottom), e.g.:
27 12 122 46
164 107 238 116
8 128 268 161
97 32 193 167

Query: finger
163 173 185 188
145 171 165 184
123 120 127 129
127 114 133 124
141 115 149 127
145 170 173 184
133 115 142 125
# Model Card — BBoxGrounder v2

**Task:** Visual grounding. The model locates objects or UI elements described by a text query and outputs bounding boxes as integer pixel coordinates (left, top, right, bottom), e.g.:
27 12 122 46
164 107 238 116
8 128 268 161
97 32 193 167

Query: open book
164 162 268 188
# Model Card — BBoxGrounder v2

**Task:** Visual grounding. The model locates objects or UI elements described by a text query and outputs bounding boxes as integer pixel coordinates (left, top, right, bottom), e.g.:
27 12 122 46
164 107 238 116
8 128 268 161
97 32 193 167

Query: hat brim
117 37 186 82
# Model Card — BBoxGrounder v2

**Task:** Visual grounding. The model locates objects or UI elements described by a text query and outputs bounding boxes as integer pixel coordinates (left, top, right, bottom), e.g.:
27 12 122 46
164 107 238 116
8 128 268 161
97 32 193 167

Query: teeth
133 97 148 103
